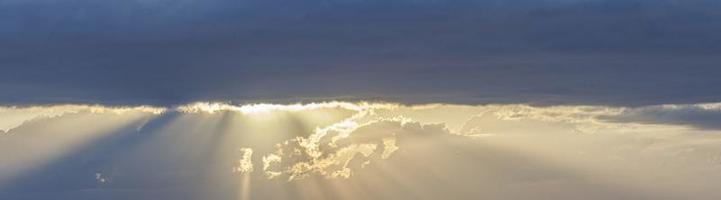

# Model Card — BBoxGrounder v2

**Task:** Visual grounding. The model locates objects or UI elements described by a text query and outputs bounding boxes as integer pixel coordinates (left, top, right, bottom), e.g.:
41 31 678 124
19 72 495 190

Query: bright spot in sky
233 148 254 175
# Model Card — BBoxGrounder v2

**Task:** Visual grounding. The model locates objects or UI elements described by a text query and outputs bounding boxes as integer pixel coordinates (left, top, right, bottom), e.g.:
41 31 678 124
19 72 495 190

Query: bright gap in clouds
2 101 721 199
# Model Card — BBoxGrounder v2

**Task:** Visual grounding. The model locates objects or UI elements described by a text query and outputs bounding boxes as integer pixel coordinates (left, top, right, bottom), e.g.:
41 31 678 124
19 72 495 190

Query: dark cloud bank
2 0 721 106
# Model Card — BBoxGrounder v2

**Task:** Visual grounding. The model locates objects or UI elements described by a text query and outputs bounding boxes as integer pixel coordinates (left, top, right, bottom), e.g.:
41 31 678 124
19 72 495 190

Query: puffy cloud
232 148 254 175
261 118 450 181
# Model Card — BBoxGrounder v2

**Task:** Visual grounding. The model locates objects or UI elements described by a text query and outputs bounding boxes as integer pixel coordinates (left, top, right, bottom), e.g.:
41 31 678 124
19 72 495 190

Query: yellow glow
0 105 165 133
4 101 721 199
0 109 163 185
176 102 367 114
233 148 255 174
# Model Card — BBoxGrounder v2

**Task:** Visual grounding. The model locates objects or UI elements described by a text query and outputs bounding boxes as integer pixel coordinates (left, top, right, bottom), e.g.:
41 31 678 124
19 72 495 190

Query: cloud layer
3 101 721 199
2 0 721 105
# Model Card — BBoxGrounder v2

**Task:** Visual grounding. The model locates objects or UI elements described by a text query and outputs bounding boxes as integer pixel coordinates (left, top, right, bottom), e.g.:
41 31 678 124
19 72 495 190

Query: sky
3 102 721 199
2 0 721 200
2 0 721 106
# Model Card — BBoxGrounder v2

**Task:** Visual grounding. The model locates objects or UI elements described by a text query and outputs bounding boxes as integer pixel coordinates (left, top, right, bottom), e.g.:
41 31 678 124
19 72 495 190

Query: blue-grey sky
2 0 720 106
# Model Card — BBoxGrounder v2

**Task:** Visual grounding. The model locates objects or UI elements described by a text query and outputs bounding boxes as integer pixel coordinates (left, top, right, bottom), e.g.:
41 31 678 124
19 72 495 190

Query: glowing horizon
3 101 721 199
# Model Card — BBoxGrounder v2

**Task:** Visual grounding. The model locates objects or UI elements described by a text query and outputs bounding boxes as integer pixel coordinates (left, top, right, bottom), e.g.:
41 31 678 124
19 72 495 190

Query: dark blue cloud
1 0 720 106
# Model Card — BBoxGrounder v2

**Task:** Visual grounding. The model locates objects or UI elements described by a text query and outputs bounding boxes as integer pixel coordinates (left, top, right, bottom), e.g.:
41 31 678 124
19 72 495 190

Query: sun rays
3 101 721 199
0 106 164 190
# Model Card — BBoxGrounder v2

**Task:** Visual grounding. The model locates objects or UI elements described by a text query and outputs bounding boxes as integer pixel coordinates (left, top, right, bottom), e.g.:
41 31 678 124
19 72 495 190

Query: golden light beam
0 108 163 186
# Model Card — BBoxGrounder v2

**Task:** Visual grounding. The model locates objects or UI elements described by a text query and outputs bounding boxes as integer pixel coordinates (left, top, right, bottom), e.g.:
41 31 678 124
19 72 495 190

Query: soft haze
3 102 721 199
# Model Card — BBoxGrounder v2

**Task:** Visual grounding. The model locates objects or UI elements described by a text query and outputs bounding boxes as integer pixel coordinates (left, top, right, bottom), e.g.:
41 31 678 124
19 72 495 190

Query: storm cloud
2 0 721 106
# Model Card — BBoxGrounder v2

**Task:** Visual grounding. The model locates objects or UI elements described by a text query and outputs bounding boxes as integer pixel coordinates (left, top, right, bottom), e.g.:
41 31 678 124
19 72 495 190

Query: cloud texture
3 101 721 199
2 0 721 105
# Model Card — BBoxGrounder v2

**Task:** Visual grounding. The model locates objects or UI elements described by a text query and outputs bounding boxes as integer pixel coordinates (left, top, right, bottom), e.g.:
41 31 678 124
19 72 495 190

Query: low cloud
603 103 721 130
232 148 254 175
262 118 450 181
3 101 721 199
0 105 165 133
